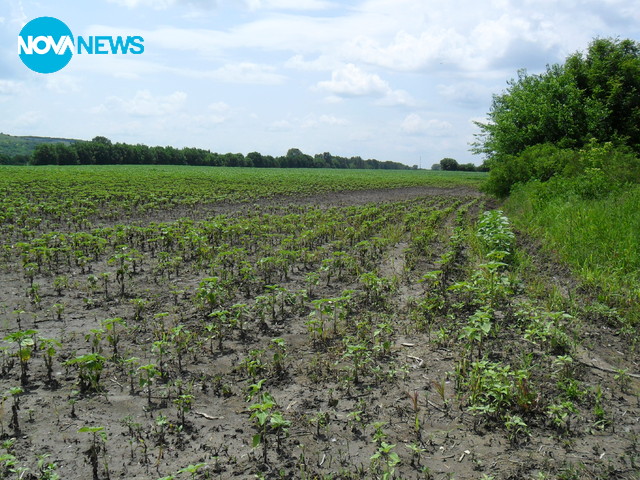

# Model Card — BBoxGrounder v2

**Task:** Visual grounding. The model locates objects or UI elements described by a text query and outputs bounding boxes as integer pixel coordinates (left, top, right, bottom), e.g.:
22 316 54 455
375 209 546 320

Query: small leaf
78 426 104 433
252 433 262 448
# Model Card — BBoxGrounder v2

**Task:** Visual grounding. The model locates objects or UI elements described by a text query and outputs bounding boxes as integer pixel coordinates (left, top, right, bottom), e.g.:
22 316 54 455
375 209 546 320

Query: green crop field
0 165 485 210
0 166 636 480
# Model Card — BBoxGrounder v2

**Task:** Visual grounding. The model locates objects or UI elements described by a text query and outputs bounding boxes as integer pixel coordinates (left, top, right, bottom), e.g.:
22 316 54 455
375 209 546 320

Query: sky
1 0 639 167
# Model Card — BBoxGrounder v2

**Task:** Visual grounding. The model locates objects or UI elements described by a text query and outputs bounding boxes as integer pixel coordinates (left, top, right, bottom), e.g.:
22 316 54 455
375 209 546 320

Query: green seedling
39 337 61 383
3 387 24 434
4 329 37 386
78 426 108 480
102 317 126 358
370 442 400 480
138 363 159 406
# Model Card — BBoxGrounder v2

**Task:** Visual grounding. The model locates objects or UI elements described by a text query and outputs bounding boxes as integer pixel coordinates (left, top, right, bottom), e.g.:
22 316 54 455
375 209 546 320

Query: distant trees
436 157 484 172
30 139 413 170
0 152 29 165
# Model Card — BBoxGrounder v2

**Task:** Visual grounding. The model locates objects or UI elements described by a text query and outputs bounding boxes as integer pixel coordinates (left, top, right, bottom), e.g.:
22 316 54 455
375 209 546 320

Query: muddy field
0 185 638 480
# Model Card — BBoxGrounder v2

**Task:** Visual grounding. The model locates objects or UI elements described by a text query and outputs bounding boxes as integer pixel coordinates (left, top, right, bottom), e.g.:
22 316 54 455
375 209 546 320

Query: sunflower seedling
65 353 106 394
3 387 24 435
78 426 108 480
4 330 37 386
248 389 290 464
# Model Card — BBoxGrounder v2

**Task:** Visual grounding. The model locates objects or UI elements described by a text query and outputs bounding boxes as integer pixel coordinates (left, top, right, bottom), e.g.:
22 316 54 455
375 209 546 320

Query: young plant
65 353 106 393
78 426 108 480
170 324 192 373
592 385 610 430
39 337 61 384
370 442 400 480
100 272 110 300
108 246 133 297
269 338 287 377
407 390 421 439
174 392 194 429
138 363 159 407
504 414 530 446
3 329 37 386
52 303 65 322
124 357 140 395
248 389 290 464
459 308 493 360
130 298 149 322
547 401 578 434
3 387 24 435
36 453 60 480
102 317 126 358
342 337 370 384
405 442 427 468
206 310 231 353
195 277 227 314
614 368 631 393
53 275 69 296
177 463 208 479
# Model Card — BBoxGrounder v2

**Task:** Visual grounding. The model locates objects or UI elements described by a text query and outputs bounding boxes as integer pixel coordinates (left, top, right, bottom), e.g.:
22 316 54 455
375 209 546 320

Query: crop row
0 190 634 479
0 166 484 231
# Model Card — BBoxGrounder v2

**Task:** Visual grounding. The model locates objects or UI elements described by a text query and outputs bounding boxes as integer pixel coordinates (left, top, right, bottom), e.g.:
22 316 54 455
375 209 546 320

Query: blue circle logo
18 17 74 74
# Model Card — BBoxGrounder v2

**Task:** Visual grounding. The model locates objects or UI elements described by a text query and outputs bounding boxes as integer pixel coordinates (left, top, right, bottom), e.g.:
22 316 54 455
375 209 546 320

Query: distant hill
0 133 80 162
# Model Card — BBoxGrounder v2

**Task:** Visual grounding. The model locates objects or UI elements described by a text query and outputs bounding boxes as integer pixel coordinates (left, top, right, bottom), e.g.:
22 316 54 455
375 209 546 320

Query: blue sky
1 0 639 166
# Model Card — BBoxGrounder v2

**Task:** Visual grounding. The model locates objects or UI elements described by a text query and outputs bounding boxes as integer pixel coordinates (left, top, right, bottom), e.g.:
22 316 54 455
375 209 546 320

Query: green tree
474 37 640 196
440 157 459 171
31 143 59 165
91 136 112 145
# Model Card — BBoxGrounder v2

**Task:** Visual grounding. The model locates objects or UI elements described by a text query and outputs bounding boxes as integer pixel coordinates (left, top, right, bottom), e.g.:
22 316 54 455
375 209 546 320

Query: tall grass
505 183 640 322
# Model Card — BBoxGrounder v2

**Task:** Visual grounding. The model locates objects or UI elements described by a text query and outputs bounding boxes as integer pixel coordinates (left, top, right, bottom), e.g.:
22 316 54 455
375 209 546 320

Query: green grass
505 183 640 324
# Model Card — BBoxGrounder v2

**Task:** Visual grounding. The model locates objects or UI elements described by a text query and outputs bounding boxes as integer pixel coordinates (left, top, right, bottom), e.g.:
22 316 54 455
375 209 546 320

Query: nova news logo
18 16 144 74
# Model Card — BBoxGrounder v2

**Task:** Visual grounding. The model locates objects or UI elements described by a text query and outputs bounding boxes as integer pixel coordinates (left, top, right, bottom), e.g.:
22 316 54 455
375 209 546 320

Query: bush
483 141 640 198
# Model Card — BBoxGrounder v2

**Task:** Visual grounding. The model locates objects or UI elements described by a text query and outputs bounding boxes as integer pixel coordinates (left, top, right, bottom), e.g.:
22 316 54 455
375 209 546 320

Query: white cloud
317 63 389 96
375 89 414 107
245 0 335 10
95 90 187 117
267 119 293 132
0 80 23 96
316 64 414 106
14 111 43 128
301 114 348 128
437 82 488 107
108 0 176 8
285 54 340 72
318 114 347 126
45 75 81 94
210 63 285 84
401 114 452 136
74 53 284 85
209 101 231 113
344 30 468 72
110 0 331 9
8 0 26 26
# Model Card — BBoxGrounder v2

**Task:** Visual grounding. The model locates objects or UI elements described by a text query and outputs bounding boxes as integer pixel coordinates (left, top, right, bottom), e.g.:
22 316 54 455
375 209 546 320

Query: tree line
26 137 415 170
431 157 486 172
